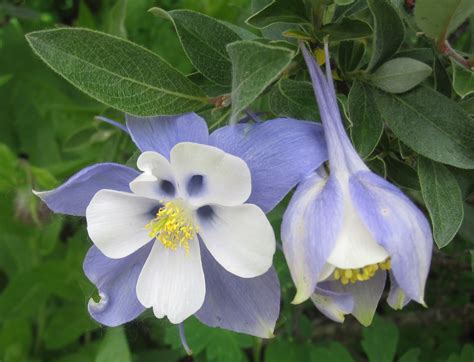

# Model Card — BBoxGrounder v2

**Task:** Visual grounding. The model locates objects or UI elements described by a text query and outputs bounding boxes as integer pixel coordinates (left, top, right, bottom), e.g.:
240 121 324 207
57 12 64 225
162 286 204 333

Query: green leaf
415 0 474 41
150 8 241 86
397 48 434 65
338 40 365 73
0 319 32 362
320 18 372 42
434 57 452 97
105 0 128 38
447 344 474 362
369 58 432 93
63 126 98 152
471 250 474 272
246 0 307 28
96 327 131 362
0 3 39 20
335 0 355 5
373 86 474 169
452 61 474 98
227 40 294 123
311 342 355 362
222 21 258 40
348 81 383 158
37 218 62 256
418 157 464 248
0 143 17 192
269 79 319 121
76 0 97 29
26 28 207 116
386 158 420 191
361 316 399 362
333 0 368 22
43 305 98 350
265 340 310 362
205 332 244 362
398 348 421 362
0 262 74 321
0 74 13 87
459 96 474 115
367 155 387 178
367 0 405 71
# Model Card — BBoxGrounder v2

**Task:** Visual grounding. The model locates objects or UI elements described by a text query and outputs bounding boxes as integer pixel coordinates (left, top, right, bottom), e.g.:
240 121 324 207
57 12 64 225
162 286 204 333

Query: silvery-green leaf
246 0 307 29
150 8 242 86
227 40 294 124
320 18 372 42
396 48 434 65
269 79 319 121
338 40 365 73
105 0 127 38
418 156 464 248
367 0 405 71
374 86 474 169
460 97 474 115
348 81 383 158
452 60 474 98
26 28 207 116
434 57 452 97
370 58 432 94
415 0 474 41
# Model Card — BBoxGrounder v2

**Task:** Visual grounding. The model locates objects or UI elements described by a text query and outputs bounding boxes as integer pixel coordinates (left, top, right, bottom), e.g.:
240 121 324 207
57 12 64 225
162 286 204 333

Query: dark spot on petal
160 180 175 196
197 205 214 221
149 204 162 217
187 174 205 196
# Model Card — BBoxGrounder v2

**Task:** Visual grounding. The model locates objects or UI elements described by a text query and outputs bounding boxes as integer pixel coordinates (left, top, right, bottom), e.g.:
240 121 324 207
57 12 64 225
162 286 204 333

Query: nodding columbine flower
281 43 433 326
35 112 327 338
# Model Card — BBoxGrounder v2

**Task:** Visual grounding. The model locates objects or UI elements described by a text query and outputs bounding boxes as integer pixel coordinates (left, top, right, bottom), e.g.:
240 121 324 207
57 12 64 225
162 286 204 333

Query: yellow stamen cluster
333 259 391 285
145 201 197 255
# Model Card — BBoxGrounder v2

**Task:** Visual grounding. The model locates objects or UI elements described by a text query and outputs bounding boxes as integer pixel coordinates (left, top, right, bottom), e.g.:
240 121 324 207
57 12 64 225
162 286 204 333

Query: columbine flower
35 112 327 337
281 43 433 326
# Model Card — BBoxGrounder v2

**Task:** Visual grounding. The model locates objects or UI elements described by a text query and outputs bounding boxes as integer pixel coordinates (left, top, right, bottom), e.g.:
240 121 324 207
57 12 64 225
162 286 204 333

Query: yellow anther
380 259 391 270
145 201 197 255
314 48 326 66
332 258 391 285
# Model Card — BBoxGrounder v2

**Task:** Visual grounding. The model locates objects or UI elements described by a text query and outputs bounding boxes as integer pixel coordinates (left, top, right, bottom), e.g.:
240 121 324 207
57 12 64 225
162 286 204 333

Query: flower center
333 258 391 285
145 200 198 254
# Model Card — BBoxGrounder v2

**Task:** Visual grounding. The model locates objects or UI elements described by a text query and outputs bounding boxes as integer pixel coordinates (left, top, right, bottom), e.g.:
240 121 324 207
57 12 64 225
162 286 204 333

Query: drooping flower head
281 43 433 326
35 112 327 337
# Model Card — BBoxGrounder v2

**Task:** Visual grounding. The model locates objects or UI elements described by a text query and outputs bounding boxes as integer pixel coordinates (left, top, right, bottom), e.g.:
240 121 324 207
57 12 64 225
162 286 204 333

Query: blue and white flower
281 43 433 326
35 112 327 337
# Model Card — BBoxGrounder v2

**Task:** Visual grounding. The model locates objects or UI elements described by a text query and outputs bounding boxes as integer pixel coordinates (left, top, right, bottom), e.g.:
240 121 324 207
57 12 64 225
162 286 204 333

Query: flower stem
178 323 192 356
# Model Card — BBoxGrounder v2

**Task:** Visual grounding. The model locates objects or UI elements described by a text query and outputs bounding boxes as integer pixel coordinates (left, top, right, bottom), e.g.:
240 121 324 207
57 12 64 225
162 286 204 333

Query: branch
438 40 474 71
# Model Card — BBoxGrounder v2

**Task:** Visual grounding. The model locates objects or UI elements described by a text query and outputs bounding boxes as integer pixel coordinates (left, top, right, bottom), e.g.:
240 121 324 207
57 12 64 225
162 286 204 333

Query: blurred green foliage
0 0 473 361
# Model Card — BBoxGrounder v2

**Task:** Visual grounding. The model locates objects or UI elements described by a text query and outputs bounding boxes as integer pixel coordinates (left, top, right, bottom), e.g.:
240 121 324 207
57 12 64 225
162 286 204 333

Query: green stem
253 338 263 362
34 303 47 355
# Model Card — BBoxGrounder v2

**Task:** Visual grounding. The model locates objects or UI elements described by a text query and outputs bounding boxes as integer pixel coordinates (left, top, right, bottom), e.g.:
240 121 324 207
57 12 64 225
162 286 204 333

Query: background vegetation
0 0 473 361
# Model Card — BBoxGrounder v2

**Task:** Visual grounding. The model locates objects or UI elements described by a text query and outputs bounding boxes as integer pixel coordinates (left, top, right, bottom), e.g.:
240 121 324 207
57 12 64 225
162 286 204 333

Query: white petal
319 263 335 282
136 151 173 176
197 204 275 278
136 237 205 324
327 190 389 269
86 190 157 259
130 152 176 200
170 142 251 207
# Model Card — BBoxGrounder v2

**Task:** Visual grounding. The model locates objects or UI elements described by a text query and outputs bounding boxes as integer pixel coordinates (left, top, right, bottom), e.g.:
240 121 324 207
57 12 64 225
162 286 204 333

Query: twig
438 40 474 70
